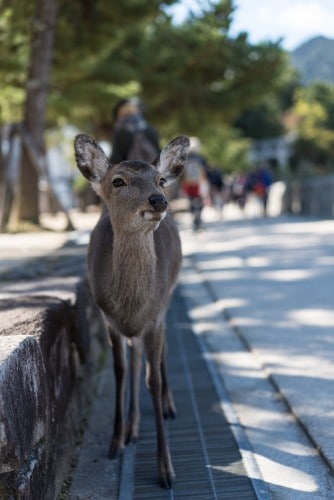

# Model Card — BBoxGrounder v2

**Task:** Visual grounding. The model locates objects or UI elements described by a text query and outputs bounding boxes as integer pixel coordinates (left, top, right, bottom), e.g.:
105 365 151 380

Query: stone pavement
0 210 99 276
69 286 263 499
2 205 334 498
178 206 334 498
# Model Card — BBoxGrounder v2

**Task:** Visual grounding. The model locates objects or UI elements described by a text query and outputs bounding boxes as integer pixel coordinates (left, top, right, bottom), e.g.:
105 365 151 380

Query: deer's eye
112 178 126 188
159 177 167 188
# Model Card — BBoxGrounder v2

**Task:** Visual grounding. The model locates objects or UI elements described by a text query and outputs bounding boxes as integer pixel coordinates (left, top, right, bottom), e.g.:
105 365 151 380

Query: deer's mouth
142 210 167 222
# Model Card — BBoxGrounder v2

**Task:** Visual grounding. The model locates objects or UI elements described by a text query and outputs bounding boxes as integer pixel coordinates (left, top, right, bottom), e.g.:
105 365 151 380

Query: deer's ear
74 134 109 187
156 136 189 184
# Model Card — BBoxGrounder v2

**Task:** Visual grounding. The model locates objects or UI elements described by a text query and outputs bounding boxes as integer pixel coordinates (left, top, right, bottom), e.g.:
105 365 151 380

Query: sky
169 0 334 51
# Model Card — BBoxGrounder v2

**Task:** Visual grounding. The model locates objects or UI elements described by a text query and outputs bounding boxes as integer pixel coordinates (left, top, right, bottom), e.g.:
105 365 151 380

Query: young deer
74 134 189 489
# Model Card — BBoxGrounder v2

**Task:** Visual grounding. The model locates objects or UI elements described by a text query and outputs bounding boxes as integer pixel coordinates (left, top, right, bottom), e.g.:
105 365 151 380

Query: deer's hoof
125 434 138 446
125 420 139 445
162 391 177 419
108 442 124 460
159 471 175 489
158 457 175 489
163 398 177 419
163 406 176 419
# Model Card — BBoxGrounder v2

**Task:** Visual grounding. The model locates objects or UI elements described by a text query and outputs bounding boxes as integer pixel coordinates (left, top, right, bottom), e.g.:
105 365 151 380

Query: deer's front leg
108 328 127 459
126 336 143 444
145 328 175 489
161 337 177 419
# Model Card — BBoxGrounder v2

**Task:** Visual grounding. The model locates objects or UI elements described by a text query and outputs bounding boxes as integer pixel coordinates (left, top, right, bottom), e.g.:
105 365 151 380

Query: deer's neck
111 232 157 311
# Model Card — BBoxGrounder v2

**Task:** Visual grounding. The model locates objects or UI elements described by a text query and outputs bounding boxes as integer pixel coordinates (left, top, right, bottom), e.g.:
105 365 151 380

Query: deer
74 133 189 489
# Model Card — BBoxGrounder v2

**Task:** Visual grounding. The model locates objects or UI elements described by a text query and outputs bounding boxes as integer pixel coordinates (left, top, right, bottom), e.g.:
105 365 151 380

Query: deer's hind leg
107 327 127 459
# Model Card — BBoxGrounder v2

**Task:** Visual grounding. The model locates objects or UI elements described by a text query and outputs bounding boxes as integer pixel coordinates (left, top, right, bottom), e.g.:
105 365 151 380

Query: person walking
181 137 209 231
110 97 160 163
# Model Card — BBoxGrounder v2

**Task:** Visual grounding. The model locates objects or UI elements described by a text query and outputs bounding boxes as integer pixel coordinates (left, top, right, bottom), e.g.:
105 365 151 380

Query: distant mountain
290 36 334 85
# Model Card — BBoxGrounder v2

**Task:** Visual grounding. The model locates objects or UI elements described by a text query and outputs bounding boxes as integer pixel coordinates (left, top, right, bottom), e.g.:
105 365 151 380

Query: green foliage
0 2 33 122
138 9 286 132
51 0 287 139
1 0 288 172
234 98 285 139
193 123 250 173
292 83 334 170
234 55 301 140
49 0 173 129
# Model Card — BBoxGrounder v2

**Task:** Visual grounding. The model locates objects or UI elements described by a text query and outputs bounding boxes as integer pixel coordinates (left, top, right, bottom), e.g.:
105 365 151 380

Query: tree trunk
16 0 57 225
0 125 20 231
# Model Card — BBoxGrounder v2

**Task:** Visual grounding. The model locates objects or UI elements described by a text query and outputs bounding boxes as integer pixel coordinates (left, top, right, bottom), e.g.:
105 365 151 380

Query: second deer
74 134 189 489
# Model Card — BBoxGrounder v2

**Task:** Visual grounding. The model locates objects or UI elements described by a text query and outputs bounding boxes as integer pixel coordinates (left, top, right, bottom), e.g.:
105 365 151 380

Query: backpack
127 130 159 163
183 153 205 183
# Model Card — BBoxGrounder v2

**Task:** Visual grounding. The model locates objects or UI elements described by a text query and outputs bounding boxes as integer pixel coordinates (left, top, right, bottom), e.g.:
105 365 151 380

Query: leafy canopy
292 83 334 169
1 0 288 171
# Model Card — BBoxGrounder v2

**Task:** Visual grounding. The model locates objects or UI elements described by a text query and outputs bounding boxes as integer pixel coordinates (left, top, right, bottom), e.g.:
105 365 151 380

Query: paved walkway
178 206 334 498
0 210 98 276
2 205 334 498
69 287 262 499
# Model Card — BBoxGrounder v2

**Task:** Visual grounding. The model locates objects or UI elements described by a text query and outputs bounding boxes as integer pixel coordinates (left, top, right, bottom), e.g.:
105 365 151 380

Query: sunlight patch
255 454 318 492
260 269 315 281
289 308 334 327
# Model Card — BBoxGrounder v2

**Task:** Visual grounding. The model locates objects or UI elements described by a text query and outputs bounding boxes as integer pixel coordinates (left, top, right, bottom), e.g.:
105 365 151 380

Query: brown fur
74 134 189 488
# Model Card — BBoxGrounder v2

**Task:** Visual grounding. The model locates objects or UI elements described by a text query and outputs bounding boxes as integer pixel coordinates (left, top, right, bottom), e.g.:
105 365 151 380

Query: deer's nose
149 194 168 212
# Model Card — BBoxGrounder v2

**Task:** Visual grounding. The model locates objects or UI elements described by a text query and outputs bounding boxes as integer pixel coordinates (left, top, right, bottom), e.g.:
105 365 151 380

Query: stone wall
267 175 334 219
0 261 106 498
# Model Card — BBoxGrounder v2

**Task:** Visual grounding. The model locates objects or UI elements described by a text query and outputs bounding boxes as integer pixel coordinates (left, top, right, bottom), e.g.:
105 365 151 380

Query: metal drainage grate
125 288 258 499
